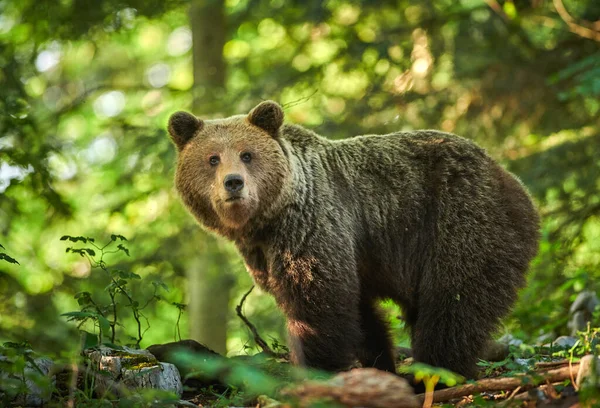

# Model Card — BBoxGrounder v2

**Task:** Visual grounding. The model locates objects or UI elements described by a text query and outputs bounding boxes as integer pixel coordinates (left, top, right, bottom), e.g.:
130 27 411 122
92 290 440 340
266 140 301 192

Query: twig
534 359 570 369
235 286 286 358
485 0 509 21
505 385 521 402
553 0 600 42
281 90 319 110
67 362 78 408
416 363 580 404
569 351 578 391
511 382 562 401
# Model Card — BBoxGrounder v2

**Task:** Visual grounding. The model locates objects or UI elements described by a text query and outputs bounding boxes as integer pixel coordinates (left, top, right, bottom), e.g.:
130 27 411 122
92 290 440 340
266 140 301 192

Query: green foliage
0 342 53 406
399 362 464 389
60 235 182 348
477 355 528 378
170 349 331 405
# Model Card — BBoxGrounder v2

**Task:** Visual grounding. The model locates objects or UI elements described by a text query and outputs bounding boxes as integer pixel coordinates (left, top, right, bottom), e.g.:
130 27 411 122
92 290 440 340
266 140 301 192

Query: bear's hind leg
357 299 396 372
410 291 497 379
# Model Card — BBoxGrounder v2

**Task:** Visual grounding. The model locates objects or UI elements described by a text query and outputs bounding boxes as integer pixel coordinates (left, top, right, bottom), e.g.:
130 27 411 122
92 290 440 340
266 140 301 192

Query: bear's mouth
225 196 244 202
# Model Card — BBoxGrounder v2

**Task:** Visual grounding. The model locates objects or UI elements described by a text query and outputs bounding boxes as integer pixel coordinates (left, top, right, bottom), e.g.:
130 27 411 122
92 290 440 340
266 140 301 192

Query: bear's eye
240 152 252 163
209 155 220 166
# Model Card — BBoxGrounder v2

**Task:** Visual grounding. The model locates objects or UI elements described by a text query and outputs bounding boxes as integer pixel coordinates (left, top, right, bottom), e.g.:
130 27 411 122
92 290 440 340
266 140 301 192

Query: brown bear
167 101 540 379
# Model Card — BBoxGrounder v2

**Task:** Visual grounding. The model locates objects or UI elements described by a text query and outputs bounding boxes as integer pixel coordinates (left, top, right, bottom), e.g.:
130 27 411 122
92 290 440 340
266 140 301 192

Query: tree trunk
189 0 226 113
186 0 232 355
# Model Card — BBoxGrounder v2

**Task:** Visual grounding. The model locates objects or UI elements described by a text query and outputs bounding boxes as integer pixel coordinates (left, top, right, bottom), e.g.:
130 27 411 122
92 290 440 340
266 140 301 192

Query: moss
110 350 159 371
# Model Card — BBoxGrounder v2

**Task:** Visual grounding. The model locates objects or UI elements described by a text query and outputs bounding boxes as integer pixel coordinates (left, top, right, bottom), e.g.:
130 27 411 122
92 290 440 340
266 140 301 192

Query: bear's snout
224 173 245 193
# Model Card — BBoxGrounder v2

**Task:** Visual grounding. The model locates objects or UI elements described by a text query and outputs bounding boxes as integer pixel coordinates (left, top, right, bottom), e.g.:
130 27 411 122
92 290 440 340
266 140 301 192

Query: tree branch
235 286 287 358
417 363 580 404
554 0 600 42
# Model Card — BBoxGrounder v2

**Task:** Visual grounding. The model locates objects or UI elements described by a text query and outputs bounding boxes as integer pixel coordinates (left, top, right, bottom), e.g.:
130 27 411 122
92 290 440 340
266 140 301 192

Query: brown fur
167 101 540 378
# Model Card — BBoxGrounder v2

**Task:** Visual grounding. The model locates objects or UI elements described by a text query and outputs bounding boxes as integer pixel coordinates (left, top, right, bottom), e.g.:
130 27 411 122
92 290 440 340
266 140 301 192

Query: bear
166 100 540 380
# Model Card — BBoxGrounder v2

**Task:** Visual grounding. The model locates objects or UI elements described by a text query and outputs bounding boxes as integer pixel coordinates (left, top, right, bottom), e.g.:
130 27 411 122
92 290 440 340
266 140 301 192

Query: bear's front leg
273 251 363 372
286 305 362 371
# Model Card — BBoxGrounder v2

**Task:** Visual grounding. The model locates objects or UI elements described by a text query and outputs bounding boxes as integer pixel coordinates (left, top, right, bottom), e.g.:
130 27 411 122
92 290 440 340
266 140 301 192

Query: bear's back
277 125 538 300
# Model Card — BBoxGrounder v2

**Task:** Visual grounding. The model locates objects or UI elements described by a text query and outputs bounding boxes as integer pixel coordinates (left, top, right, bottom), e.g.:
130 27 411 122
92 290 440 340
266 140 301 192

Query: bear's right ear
168 111 203 149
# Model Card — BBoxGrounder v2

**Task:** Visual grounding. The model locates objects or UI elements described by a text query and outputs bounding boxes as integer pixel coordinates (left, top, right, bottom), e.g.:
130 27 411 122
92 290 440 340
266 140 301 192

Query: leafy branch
60 235 169 348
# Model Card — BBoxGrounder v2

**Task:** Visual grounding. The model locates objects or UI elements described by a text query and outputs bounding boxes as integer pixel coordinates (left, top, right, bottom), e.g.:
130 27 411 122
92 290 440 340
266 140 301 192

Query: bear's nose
224 174 244 193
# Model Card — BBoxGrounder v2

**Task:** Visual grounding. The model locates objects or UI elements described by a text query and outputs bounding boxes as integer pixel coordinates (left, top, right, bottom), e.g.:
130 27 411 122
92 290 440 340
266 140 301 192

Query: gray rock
569 291 599 315
514 358 535 369
568 291 599 336
0 355 55 407
553 335 578 348
576 355 600 388
84 345 183 398
569 311 588 335
535 332 555 345
498 333 523 347
543 335 578 349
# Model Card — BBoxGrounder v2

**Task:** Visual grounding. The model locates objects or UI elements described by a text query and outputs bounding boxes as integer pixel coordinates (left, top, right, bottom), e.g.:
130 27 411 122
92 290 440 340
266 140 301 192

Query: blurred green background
1 0 599 358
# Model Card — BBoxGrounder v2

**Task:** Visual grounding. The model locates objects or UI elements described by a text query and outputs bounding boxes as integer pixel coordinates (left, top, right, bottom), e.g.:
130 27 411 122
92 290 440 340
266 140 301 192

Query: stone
84 345 183 397
498 333 523 347
569 291 599 315
568 291 599 335
535 332 555 345
543 335 578 349
576 355 600 388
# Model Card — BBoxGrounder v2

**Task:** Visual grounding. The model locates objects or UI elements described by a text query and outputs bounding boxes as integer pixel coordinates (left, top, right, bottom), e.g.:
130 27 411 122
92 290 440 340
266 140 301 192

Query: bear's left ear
248 101 284 137
168 111 203 149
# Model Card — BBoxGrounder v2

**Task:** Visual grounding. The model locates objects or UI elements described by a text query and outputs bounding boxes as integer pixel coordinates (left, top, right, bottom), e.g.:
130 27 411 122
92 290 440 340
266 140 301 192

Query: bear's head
167 101 290 233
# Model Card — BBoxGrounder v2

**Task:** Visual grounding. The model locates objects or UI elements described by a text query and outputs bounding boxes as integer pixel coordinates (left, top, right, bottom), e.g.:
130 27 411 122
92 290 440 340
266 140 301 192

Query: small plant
171 302 186 342
477 349 536 377
60 235 181 348
399 362 464 407
269 337 290 355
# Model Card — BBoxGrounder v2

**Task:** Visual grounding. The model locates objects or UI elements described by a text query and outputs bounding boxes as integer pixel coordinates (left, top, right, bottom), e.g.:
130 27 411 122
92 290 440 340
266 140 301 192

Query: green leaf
61 311 97 322
74 291 91 299
80 331 99 350
502 1 517 19
66 236 88 243
97 314 111 336
152 281 169 292
118 270 141 280
117 244 130 256
3 341 32 351
0 253 19 265
84 248 96 256
398 362 464 387
75 291 93 306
